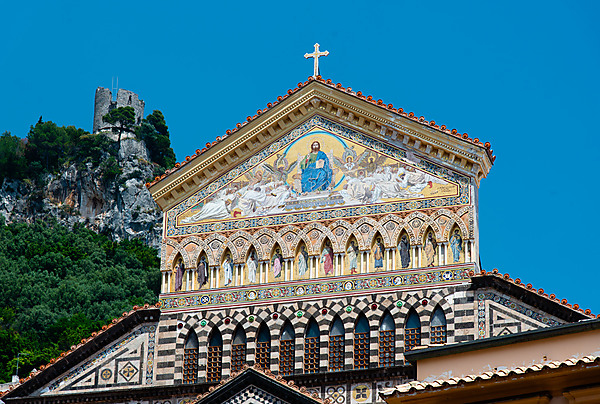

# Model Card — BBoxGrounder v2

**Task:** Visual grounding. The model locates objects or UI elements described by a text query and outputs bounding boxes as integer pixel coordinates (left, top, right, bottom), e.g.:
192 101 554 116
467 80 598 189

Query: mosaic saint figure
297 245 309 277
347 240 359 274
449 229 463 263
299 141 333 193
321 241 334 275
424 232 437 267
398 234 411 269
272 249 283 278
197 255 208 288
222 254 233 286
372 238 384 270
246 251 257 283
174 258 185 291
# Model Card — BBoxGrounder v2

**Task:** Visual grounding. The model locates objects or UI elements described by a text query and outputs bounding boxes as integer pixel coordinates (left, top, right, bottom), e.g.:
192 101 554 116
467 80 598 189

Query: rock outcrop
0 138 163 249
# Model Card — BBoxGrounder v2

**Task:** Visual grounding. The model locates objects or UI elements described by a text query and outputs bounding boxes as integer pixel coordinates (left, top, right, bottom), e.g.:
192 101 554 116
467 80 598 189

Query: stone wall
93 87 145 134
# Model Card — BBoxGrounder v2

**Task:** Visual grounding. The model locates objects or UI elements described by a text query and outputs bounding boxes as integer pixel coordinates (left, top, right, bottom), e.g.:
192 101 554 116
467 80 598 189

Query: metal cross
304 43 329 78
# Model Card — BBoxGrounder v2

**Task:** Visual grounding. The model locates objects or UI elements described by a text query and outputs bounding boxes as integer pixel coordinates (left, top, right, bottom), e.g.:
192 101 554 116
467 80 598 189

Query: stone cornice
149 81 492 211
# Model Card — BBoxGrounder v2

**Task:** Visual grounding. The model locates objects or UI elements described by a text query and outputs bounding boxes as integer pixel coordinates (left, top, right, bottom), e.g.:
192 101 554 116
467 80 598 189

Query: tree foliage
136 110 176 172
0 220 160 383
0 132 27 181
103 106 135 144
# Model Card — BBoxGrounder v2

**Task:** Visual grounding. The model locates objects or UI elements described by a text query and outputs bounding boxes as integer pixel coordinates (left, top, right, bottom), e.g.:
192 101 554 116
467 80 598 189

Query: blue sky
1 1 599 313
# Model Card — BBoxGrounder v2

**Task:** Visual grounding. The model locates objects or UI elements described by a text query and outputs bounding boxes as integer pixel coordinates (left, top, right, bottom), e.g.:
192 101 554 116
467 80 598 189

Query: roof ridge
146 76 495 189
472 268 597 319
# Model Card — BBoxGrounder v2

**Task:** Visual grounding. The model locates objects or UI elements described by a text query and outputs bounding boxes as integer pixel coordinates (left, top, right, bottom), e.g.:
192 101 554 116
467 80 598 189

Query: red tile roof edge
0 303 161 398
469 268 597 319
145 76 495 189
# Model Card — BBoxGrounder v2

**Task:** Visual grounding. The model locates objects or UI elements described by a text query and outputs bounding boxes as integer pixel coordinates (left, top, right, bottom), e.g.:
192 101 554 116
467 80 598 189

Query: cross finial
304 43 329 78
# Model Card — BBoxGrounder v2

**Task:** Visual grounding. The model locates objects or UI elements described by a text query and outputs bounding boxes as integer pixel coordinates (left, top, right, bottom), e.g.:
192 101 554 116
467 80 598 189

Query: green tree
102 106 136 145
25 120 70 172
136 110 176 171
0 132 27 181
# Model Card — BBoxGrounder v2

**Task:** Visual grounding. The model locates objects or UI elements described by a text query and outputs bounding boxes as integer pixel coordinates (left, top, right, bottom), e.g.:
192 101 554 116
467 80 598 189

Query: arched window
207 328 222 382
304 319 320 374
405 310 421 352
256 323 271 370
183 330 198 384
430 306 447 344
280 321 295 376
354 314 370 369
379 311 395 367
231 326 247 373
329 316 345 371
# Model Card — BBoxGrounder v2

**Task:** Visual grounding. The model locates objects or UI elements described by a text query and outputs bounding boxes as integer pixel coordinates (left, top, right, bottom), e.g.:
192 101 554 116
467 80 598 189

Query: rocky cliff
0 138 163 249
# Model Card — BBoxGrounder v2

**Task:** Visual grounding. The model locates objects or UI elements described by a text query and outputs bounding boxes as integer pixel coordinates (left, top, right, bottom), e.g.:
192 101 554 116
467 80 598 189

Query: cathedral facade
2 77 592 404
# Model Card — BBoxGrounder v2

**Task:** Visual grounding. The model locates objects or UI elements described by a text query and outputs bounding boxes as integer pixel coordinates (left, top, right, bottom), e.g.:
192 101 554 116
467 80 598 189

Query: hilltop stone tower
93 87 145 135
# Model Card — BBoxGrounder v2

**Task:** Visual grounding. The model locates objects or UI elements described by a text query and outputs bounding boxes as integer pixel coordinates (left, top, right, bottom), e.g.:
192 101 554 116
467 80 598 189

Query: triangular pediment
167 116 469 236
149 79 492 211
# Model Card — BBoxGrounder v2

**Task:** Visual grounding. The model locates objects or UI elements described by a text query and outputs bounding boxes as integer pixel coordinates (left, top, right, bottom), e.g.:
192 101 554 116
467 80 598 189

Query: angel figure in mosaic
174 258 185 291
321 241 334 276
262 155 298 183
449 229 463 263
372 238 384 271
197 255 208 288
398 234 411 269
359 150 387 174
347 240 359 274
424 232 437 267
246 251 258 283
222 254 233 286
272 249 283 278
297 245 309 277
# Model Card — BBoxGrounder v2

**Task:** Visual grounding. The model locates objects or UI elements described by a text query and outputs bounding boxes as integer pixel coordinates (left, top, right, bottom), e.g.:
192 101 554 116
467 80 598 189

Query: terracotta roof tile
380 355 600 397
146 76 495 189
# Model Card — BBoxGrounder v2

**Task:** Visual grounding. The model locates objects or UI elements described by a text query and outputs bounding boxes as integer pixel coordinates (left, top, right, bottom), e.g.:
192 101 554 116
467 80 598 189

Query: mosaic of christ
178 129 458 225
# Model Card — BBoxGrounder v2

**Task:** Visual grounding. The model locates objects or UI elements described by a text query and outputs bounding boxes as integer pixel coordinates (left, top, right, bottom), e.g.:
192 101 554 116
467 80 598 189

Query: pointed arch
279 320 295 376
166 239 191 271
405 309 421 352
354 313 370 369
181 235 209 265
329 316 345 372
371 231 386 271
255 322 271 370
231 325 247 373
319 236 336 277
304 318 320 374
254 227 290 259
354 216 391 248
183 329 198 384
207 327 222 382
379 310 395 367
397 228 412 269
339 222 367 251
289 229 313 257
430 306 447 344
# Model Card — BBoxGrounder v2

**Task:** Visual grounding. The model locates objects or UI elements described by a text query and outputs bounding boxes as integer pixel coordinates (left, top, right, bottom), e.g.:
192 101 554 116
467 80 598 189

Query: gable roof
1 304 160 400
194 366 325 404
147 76 495 211
471 268 597 321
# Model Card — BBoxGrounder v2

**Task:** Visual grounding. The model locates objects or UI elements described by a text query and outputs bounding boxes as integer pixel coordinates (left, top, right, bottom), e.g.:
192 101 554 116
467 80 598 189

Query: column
361 252 366 274
167 271 171 292
310 257 314 278
366 251 370 273
465 241 471 263
418 246 422 268
161 272 165 293
393 248 397 271
341 253 345 274
284 259 289 281
386 249 391 271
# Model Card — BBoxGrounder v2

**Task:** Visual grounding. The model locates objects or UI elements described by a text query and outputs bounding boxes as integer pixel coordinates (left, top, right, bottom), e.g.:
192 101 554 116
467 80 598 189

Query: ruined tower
92 87 145 134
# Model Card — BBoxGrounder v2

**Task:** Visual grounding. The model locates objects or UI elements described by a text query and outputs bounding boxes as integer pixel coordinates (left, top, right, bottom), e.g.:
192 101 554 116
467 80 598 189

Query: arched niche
196 252 209 291
244 247 259 285
422 227 438 267
172 253 185 292
319 237 335 277
295 240 310 281
345 235 360 275
219 248 234 288
448 225 464 264
268 243 284 282
371 231 386 272
396 229 412 270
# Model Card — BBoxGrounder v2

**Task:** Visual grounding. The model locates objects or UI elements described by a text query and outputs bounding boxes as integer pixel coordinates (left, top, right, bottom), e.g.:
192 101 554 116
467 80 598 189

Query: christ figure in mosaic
398 234 411 269
297 245 309 277
321 241 334 275
347 241 358 274
174 258 185 291
449 229 463 263
272 249 283 278
246 251 257 283
372 238 384 271
197 255 208 288
424 232 437 267
222 254 233 286
299 141 333 193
